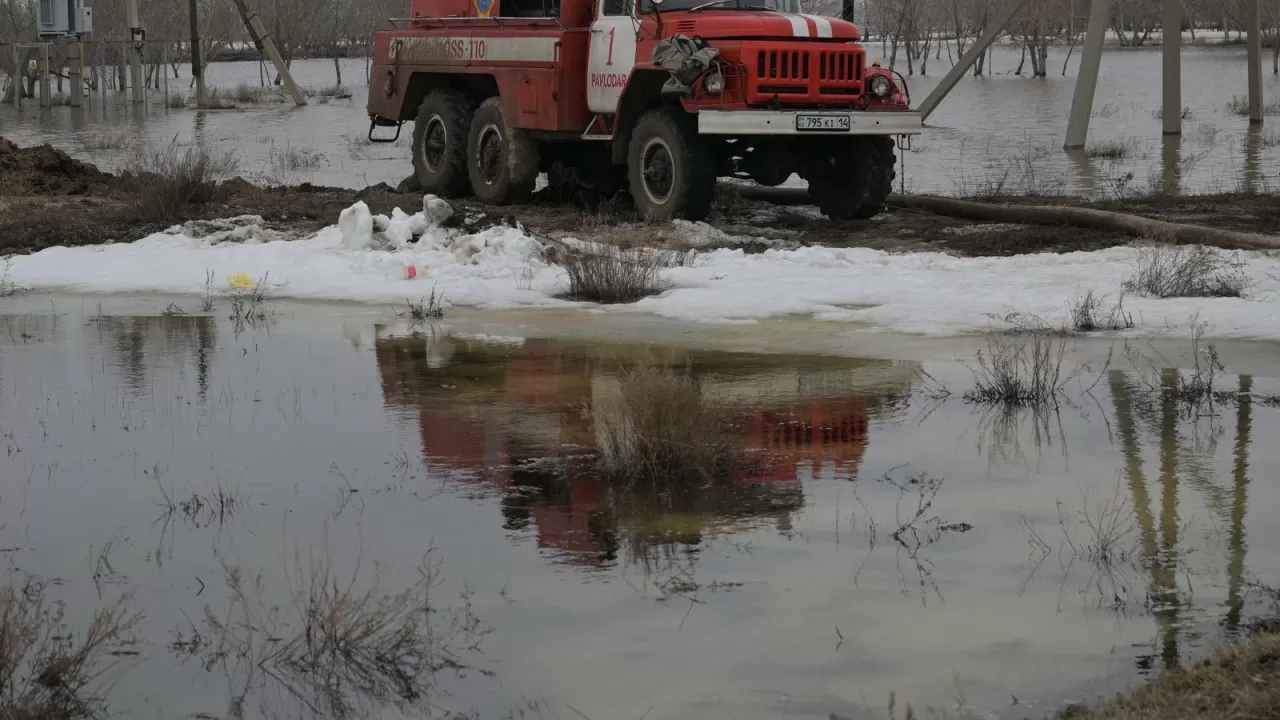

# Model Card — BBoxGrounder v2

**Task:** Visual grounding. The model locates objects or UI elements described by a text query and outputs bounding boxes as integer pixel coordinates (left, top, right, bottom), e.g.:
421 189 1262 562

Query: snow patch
338 201 375 251
9 200 1280 342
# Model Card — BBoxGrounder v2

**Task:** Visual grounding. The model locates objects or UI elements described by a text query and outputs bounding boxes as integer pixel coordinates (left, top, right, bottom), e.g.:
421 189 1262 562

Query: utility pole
230 0 306 106
1247 0 1263 124
1063 0 1112 149
189 0 206 108
126 0 145 104
1161 0 1181 135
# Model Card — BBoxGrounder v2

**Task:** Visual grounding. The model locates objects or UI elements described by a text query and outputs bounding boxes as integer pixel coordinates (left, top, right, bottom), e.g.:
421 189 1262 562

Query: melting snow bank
7 198 1280 340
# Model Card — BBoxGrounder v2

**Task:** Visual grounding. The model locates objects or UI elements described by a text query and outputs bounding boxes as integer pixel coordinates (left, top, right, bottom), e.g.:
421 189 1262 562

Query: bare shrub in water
595 363 739 485
0 576 140 720
128 139 239 220
560 246 667 304
964 334 1068 408
1123 244 1248 299
182 547 488 718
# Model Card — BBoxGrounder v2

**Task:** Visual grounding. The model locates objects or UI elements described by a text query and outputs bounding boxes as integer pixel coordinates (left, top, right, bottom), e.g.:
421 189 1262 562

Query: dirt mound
0 136 110 195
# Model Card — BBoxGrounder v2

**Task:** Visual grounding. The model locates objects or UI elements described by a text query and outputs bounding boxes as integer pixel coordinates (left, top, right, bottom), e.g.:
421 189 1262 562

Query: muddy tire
467 96 539 206
808 136 897 221
627 107 715 222
411 89 473 197
854 136 897 218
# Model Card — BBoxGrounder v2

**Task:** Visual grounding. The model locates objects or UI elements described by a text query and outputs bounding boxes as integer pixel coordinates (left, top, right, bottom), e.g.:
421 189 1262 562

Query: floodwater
3 302 1280 720
2 42 1279 197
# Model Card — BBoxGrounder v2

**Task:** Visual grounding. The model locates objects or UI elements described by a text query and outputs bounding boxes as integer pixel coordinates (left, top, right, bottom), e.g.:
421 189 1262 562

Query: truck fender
401 71 500 122
610 69 671 165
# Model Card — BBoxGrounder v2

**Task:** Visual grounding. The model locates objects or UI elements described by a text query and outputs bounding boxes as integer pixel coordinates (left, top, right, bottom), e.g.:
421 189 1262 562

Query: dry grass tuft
0 259 23 298
1085 139 1136 159
0 576 141 720
79 132 133 152
228 274 273 331
595 363 739 485
1070 290 1134 332
127 139 239 221
1123 244 1248 299
964 334 1069 408
559 246 668 304
1061 630 1280 719
399 286 445 322
1226 94 1280 117
178 545 488 718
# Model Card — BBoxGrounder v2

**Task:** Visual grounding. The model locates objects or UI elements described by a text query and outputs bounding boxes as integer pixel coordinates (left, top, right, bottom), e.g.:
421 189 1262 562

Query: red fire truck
366 0 921 221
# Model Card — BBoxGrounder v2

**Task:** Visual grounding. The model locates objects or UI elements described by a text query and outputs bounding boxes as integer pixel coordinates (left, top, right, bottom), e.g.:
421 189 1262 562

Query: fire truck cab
367 0 922 221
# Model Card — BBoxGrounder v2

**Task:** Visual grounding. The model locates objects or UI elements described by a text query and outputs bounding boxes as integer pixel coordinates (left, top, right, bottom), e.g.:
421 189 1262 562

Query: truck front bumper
697 109 923 136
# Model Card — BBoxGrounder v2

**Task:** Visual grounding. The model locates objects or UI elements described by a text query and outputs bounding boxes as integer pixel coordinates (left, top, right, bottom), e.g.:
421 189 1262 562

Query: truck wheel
467 96 539 206
627 107 715 222
412 89 473 197
853 137 897 219
808 137 897 221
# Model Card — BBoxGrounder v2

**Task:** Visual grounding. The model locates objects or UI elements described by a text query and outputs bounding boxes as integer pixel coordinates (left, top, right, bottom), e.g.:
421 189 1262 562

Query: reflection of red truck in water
374 335 911 565
365 0 922 221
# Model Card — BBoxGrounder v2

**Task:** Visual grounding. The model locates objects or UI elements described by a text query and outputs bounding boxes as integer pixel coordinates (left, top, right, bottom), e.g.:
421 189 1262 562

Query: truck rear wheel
411 89 473 197
807 136 897 221
467 96 539 206
627 107 715 222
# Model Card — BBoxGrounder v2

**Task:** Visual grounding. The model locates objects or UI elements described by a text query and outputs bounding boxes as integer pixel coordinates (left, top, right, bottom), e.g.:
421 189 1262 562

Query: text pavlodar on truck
367 0 922 221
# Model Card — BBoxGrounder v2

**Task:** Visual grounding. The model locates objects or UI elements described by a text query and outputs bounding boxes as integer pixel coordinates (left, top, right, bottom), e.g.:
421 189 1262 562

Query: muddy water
2 306 1280 719
1 43 1278 197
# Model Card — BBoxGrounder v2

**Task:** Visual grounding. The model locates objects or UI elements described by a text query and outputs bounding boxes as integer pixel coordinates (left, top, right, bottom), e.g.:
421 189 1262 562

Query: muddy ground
2 136 1278 258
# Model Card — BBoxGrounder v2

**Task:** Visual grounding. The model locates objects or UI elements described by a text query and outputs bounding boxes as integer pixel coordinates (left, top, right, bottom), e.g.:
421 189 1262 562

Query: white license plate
795 114 851 132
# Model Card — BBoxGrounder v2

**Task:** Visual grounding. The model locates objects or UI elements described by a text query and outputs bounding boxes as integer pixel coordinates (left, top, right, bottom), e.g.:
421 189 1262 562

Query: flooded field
3 302 1280 719
2 43 1279 196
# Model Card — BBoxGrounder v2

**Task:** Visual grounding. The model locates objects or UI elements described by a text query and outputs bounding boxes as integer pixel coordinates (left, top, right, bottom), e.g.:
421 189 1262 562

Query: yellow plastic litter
227 272 255 290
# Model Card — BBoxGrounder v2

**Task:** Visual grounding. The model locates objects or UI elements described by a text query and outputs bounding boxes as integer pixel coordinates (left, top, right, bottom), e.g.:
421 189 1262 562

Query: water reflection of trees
94 315 217 401
1107 368 1255 673
374 333 918 571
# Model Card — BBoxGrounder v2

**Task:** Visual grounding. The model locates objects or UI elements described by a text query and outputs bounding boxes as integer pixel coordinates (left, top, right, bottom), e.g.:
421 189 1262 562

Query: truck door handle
591 28 604 33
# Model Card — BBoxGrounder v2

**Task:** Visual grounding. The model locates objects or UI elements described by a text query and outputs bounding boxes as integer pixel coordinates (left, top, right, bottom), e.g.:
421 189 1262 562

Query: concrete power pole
126 0 145 104
1161 0 1181 135
189 0 206 108
1247 0 1263 124
230 0 307 106
1063 0 1112 149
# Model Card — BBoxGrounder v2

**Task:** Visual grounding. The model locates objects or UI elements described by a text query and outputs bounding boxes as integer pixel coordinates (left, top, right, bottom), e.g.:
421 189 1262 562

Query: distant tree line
1 0 404 97
802 0 1280 76
3 0 1279 99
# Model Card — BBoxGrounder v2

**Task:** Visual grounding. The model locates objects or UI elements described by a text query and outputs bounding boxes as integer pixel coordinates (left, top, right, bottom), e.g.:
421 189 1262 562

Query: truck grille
743 43 865 105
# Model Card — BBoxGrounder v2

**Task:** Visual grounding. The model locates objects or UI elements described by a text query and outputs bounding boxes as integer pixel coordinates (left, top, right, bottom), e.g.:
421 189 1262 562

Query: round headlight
704 70 725 95
870 75 891 98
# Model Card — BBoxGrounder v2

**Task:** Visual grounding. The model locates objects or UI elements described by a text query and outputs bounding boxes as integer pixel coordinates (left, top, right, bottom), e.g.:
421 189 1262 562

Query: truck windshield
640 0 803 13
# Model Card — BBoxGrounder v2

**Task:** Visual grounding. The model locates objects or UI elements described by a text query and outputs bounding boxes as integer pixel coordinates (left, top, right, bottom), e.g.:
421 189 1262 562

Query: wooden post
189 0 206 108
69 40 84 108
11 45 20 109
39 44 51 108
162 44 170 107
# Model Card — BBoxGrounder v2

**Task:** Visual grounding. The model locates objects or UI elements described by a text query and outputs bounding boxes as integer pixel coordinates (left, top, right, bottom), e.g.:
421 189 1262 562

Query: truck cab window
500 0 560 18
602 0 632 15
